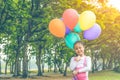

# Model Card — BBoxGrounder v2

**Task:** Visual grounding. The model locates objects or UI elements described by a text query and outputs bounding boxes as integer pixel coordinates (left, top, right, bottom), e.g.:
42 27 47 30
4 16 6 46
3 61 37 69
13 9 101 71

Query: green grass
0 70 120 80
89 70 120 80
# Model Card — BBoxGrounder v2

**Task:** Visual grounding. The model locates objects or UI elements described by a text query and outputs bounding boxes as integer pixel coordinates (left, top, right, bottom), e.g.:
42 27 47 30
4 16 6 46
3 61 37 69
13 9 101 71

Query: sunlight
107 0 120 11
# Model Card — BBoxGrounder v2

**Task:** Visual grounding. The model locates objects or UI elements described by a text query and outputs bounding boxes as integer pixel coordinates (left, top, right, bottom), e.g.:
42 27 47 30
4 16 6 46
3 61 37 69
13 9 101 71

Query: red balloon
62 9 79 30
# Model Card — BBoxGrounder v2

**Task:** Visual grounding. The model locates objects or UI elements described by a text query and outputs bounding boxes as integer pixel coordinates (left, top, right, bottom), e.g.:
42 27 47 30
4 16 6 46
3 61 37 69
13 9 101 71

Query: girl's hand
75 56 81 62
73 70 79 75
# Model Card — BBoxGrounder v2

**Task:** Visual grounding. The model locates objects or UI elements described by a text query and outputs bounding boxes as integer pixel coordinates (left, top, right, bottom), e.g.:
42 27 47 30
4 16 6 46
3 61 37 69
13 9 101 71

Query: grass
89 70 120 80
0 70 120 80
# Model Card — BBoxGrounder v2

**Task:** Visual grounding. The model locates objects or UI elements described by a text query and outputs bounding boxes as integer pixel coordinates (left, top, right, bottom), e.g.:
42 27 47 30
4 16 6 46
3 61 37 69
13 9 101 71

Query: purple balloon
83 23 101 40
60 18 63 20
65 26 71 34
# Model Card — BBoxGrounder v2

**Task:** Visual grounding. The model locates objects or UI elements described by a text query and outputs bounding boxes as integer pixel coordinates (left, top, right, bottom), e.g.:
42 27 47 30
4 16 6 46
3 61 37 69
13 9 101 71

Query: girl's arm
69 57 78 71
78 56 92 73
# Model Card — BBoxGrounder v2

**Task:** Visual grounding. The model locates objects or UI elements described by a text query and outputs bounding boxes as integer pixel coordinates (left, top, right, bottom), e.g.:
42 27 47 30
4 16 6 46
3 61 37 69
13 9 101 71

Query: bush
113 66 120 73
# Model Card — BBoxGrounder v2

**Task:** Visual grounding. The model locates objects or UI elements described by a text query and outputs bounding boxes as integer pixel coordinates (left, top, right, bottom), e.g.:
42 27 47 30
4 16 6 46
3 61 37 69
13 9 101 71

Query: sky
107 0 120 11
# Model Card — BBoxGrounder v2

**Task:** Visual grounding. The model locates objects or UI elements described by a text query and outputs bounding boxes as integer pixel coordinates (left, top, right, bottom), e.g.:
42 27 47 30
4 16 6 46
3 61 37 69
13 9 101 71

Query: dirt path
0 73 72 80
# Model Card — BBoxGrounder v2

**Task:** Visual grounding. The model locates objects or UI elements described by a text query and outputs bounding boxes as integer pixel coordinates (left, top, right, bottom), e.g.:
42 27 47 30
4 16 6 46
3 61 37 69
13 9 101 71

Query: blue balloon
65 32 80 49
74 23 82 33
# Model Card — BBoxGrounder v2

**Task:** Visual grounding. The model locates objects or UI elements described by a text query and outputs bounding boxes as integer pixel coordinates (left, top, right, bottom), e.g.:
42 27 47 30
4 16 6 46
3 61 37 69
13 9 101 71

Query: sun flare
107 0 120 11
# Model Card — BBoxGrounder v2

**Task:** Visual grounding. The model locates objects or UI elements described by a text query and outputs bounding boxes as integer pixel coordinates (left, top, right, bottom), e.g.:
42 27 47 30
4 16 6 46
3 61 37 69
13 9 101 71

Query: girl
70 41 91 80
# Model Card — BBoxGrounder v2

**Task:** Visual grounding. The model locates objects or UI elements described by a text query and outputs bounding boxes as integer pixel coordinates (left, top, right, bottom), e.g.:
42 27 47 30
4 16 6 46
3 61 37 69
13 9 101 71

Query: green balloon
74 23 82 33
65 32 80 49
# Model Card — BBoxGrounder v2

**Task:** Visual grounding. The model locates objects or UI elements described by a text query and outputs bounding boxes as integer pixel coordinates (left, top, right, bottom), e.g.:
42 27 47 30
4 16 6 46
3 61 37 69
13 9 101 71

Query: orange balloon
62 9 79 30
49 19 66 38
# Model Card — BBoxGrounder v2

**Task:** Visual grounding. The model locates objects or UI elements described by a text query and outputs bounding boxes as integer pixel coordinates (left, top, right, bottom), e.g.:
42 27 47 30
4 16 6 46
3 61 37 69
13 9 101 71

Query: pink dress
73 57 88 80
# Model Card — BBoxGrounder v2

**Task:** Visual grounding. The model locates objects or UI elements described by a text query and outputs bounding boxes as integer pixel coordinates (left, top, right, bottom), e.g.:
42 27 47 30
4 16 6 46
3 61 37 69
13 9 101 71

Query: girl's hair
74 41 84 48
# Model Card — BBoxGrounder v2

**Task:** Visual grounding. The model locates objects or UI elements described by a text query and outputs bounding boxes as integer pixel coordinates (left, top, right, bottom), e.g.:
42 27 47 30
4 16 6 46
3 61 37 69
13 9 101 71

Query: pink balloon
62 9 79 30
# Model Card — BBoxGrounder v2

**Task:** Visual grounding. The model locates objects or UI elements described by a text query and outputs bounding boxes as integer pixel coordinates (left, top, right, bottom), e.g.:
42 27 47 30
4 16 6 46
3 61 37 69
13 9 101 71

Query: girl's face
74 43 84 56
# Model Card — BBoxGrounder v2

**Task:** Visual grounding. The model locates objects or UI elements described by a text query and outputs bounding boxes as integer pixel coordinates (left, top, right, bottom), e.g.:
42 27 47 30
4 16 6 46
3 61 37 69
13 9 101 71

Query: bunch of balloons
49 8 101 49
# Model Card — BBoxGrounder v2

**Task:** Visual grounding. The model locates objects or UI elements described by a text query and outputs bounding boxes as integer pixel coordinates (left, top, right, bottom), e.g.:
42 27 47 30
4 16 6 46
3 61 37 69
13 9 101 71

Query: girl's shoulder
71 55 77 58
71 56 77 61
85 56 91 60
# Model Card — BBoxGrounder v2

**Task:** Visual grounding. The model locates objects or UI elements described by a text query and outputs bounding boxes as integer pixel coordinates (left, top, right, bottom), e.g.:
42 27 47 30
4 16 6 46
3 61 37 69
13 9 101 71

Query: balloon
74 23 82 33
65 32 80 49
65 26 71 35
83 23 101 40
60 18 71 35
62 9 79 30
79 11 96 30
49 19 65 38
60 18 63 20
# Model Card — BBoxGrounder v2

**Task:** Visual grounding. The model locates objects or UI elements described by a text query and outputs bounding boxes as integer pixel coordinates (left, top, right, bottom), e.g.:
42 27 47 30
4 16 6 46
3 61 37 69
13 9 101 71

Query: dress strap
83 56 87 66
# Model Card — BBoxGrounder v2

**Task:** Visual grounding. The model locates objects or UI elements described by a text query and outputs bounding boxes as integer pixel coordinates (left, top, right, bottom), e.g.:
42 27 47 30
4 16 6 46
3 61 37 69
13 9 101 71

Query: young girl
70 41 91 80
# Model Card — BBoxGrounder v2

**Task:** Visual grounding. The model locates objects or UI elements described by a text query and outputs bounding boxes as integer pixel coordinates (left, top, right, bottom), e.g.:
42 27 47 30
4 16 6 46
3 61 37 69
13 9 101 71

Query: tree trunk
47 50 52 72
18 60 21 73
10 62 14 74
91 51 95 73
42 53 45 73
102 57 105 70
5 60 8 74
94 53 98 71
36 46 42 76
54 51 57 73
13 33 21 77
48 64 49 72
0 58 1 74
22 44 28 78
57 62 63 74
13 52 20 76
108 57 113 69
63 62 68 76
42 63 44 73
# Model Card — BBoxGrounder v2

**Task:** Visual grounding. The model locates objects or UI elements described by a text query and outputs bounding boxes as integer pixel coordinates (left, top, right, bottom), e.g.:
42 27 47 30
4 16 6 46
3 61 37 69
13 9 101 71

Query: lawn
0 70 120 80
89 70 120 80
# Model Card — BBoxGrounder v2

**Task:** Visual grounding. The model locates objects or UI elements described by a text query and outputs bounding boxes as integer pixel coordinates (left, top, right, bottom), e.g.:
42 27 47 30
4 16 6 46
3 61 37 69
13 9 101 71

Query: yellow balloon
79 11 96 31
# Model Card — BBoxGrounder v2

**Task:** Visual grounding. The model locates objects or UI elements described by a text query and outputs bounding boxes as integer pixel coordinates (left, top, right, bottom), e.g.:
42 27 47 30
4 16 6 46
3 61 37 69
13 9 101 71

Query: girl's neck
80 54 84 57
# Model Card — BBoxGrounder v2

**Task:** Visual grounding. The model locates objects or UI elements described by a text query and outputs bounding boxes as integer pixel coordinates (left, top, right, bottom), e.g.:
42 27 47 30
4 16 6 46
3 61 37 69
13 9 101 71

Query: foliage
0 0 120 77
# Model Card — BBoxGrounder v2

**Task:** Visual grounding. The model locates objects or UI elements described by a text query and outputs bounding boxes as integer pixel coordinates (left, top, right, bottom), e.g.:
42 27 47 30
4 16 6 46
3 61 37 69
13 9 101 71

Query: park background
0 0 120 80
